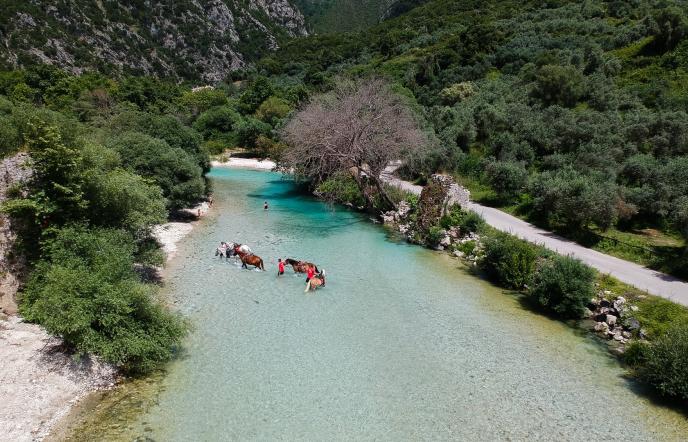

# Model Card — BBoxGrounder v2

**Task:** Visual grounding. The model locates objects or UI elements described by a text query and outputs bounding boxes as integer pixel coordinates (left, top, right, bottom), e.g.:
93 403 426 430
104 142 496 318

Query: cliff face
0 1 307 82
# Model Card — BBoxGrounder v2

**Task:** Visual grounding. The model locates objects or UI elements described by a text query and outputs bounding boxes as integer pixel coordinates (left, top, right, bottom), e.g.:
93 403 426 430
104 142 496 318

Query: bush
192 105 242 140
440 206 486 233
85 168 167 236
107 132 205 209
427 225 445 246
528 255 596 318
484 160 528 200
235 117 272 149
20 227 187 374
315 172 365 207
481 232 540 289
631 322 688 400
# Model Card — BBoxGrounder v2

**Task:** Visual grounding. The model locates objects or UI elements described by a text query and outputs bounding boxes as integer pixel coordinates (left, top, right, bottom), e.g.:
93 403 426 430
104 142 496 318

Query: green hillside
294 0 426 33
257 0 688 276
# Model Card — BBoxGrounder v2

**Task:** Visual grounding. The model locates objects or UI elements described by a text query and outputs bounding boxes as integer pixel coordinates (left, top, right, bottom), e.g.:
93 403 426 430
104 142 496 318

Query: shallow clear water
63 168 688 441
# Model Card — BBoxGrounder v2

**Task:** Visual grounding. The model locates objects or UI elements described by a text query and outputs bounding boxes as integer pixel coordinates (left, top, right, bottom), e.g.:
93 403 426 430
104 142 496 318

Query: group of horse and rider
216 241 326 292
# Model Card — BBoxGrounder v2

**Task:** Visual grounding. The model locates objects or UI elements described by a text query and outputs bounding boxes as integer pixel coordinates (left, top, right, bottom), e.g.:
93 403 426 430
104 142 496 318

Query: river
58 168 688 441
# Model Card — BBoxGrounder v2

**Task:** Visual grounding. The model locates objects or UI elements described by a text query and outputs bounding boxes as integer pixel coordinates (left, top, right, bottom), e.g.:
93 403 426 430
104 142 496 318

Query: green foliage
238 77 273 114
193 106 243 140
484 160 528 201
315 172 366 207
439 206 485 233
107 132 205 210
481 232 540 289
629 322 688 400
255 96 292 126
235 117 272 149
0 114 21 155
426 225 444 246
530 169 618 231
178 88 228 116
23 121 87 226
528 255 596 318
20 227 187 374
652 7 688 52
532 65 585 107
84 168 167 236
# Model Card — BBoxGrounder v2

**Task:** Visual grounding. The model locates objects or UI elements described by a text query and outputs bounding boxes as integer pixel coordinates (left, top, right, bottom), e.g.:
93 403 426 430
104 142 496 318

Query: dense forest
251 0 688 277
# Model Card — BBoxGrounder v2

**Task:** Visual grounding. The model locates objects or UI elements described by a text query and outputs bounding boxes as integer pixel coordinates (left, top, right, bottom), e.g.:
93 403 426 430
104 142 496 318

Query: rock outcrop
416 174 470 234
0 1 307 82
0 153 32 315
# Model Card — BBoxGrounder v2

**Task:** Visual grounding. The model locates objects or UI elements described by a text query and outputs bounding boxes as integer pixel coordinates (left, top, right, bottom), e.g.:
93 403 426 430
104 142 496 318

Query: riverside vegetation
1 0 688 409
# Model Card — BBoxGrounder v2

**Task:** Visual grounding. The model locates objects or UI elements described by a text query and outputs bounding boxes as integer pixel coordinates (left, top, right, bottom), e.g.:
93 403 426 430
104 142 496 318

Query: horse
284 258 319 274
228 243 252 257
239 253 265 270
305 271 326 292
215 242 232 259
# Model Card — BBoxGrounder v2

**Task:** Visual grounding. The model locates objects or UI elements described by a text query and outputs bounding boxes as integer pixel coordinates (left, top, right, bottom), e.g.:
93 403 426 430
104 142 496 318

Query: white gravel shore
0 316 118 442
211 157 276 170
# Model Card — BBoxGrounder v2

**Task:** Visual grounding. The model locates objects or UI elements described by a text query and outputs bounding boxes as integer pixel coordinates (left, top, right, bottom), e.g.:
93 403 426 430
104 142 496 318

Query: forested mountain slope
0 0 306 82
257 0 688 276
293 0 427 33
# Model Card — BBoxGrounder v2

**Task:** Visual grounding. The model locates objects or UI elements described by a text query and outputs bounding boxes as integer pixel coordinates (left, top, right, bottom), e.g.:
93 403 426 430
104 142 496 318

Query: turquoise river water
60 168 688 441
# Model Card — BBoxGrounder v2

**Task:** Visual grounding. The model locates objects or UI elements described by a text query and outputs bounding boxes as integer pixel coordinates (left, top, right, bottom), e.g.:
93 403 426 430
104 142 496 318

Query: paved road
381 167 688 307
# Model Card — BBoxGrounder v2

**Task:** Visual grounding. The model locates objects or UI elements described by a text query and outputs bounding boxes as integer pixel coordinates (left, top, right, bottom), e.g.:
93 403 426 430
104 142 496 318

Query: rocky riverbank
0 150 210 441
380 173 656 357
0 316 118 442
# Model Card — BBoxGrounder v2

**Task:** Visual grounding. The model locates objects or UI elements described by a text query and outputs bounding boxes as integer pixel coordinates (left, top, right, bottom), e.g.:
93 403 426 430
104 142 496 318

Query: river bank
0 316 118 442
54 167 688 441
0 199 211 441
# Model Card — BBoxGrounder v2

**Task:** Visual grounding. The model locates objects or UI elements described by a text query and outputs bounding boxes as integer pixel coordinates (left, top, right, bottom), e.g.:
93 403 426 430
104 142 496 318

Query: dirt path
381 166 688 307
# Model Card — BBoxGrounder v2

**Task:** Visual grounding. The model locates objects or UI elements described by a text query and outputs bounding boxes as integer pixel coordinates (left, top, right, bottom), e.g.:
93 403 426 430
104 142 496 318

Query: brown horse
284 258 319 274
234 248 265 270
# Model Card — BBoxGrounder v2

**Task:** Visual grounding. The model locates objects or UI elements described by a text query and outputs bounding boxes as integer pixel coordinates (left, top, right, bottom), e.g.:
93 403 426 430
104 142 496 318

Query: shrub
484 160 528 200
427 225 445 246
255 96 292 126
192 105 242 140
315 172 365 207
439 206 485 233
481 232 540 289
528 255 596 318
235 117 271 149
107 132 205 209
631 322 688 400
20 227 187 374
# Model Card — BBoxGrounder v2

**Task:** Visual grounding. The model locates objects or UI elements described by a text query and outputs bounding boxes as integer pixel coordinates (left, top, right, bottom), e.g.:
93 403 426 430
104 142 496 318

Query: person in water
277 258 285 276
304 265 315 292
264 201 269 210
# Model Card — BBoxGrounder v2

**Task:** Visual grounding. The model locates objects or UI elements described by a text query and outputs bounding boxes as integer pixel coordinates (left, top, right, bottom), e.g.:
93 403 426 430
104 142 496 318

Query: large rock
416 174 470 234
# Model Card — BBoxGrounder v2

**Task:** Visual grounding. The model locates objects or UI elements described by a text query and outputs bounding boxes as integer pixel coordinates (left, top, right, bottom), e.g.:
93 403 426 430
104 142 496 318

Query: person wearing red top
306 265 315 282
277 258 285 276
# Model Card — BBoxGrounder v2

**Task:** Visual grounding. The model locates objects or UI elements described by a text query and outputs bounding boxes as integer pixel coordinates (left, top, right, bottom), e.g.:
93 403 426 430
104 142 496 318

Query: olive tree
280 78 428 209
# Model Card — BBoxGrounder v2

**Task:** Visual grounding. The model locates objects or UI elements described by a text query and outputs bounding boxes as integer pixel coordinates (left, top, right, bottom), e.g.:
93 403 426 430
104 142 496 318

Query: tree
532 65 585 108
107 132 205 209
528 255 596 318
281 78 428 209
255 96 292 126
652 7 688 52
20 226 187 374
236 117 271 149
484 160 528 200
238 76 273 114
